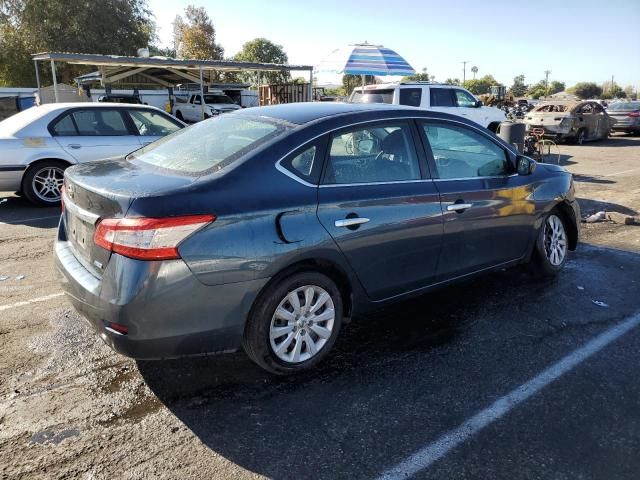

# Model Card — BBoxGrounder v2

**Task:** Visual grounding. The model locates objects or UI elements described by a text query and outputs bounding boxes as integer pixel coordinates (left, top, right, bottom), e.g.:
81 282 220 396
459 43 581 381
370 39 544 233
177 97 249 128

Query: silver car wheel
544 214 567 266
269 285 335 364
32 166 65 202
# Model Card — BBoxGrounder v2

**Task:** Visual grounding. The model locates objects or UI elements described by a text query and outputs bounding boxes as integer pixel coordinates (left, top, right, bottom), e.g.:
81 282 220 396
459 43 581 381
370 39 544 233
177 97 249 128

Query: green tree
0 0 154 86
509 75 527 97
463 74 499 95
173 5 224 60
571 82 603 99
527 81 548 99
402 68 430 82
444 78 460 85
549 80 565 95
234 38 289 84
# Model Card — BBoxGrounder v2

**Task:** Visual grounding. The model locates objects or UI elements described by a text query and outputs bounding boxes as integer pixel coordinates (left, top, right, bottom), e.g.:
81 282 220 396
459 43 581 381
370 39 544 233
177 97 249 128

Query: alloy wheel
544 214 567 266
269 285 335 364
32 166 65 203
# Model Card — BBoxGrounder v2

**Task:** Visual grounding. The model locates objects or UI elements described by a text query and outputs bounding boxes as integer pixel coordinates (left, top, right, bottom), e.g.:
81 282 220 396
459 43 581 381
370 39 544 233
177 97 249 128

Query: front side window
429 88 455 107
422 122 509 179
72 110 130 136
128 114 292 174
454 89 477 108
128 109 182 136
324 123 421 184
399 88 422 107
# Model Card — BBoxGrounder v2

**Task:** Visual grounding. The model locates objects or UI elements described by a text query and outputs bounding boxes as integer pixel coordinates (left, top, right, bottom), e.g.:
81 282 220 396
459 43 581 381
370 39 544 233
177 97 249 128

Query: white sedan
0 103 185 205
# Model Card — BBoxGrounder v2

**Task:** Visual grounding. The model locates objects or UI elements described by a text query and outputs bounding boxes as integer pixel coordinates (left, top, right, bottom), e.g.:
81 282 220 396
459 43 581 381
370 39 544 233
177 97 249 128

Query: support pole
50 59 59 103
309 69 313 102
34 60 41 105
199 67 205 121
361 74 365 90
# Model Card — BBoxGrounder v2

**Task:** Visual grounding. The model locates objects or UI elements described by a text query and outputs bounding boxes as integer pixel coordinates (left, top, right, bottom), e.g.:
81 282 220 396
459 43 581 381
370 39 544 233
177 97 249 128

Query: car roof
33 102 160 113
235 102 431 125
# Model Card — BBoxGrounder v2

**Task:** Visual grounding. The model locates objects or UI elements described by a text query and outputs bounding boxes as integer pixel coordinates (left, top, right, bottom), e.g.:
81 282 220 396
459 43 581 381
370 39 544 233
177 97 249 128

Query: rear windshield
349 89 394 104
127 114 292 174
607 102 640 111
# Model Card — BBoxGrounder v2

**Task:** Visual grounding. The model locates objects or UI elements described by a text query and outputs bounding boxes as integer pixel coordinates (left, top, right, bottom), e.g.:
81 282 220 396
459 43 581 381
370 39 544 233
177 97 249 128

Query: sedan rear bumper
54 226 269 360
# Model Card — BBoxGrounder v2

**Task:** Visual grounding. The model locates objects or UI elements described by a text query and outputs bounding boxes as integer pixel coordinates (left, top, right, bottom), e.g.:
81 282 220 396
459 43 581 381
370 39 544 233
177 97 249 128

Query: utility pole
462 61 469 84
544 70 551 96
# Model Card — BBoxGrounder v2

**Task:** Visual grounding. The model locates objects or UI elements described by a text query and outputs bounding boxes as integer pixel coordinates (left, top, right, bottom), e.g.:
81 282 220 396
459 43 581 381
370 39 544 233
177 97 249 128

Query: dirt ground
1 133 639 480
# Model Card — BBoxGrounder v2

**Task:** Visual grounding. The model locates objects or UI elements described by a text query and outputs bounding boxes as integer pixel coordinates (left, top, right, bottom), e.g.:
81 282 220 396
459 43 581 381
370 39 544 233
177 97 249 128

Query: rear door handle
447 203 473 212
67 144 81 149
335 217 370 228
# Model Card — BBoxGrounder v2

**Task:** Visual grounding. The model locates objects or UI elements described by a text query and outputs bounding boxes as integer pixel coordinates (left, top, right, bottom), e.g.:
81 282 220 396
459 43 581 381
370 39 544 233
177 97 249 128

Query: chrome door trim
335 217 370 228
447 203 473 211
274 115 515 188
62 192 100 225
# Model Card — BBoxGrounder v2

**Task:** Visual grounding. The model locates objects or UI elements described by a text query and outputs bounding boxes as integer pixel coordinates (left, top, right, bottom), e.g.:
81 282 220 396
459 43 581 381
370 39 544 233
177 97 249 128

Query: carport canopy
31 52 314 111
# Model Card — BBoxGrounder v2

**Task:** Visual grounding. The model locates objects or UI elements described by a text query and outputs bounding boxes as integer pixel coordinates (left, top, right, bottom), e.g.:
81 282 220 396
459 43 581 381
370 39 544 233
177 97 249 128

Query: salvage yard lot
1 135 640 479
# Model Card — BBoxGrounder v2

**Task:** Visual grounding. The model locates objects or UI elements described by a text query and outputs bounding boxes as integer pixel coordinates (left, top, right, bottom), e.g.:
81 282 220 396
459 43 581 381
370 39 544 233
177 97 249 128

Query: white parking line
604 168 640 177
376 312 640 480
0 214 60 226
0 292 65 312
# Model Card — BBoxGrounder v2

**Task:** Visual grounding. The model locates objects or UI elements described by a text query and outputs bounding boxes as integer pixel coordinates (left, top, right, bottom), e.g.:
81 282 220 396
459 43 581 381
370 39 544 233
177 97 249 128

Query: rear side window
72 110 130 136
429 88 455 107
281 145 320 183
324 123 421 184
349 89 394 104
399 88 422 107
51 114 78 136
128 114 292 174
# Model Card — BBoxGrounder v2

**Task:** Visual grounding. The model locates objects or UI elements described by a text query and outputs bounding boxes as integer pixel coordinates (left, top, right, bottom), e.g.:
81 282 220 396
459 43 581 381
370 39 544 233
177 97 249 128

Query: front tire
22 160 67 206
175 110 184 121
243 271 343 375
529 212 569 277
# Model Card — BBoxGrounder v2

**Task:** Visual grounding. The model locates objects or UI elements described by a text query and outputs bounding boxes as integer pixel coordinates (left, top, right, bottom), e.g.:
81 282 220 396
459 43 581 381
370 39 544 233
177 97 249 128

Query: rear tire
22 160 67 206
528 211 569 277
574 128 586 145
243 271 343 375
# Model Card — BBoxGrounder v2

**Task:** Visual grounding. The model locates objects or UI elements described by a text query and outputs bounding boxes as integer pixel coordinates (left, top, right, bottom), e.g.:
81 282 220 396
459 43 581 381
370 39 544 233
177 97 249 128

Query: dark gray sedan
55 103 579 374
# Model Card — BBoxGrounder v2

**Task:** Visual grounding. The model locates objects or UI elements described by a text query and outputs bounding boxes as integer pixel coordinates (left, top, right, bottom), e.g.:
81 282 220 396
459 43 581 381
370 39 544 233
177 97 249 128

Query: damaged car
524 100 616 144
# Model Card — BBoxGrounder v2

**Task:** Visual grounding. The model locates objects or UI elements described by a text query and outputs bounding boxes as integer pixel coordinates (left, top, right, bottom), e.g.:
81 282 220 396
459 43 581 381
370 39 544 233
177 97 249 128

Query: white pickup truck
349 82 506 131
172 92 241 122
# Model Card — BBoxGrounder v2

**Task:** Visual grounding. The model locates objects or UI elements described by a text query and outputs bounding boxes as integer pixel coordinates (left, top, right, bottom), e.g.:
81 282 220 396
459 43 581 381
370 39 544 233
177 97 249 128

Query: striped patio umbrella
315 43 416 87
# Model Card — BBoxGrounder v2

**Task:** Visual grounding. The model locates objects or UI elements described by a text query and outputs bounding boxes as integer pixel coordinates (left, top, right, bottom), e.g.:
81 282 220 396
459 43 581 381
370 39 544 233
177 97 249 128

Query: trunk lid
62 158 200 276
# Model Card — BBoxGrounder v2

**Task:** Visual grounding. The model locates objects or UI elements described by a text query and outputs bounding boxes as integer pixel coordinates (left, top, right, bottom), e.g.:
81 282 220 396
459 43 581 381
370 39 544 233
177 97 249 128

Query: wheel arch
552 200 579 251
21 157 73 187
253 258 355 321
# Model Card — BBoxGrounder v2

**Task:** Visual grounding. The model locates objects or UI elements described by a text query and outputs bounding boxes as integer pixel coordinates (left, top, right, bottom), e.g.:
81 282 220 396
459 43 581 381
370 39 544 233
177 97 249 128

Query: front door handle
67 144 81 149
335 217 370 228
447 203 473 212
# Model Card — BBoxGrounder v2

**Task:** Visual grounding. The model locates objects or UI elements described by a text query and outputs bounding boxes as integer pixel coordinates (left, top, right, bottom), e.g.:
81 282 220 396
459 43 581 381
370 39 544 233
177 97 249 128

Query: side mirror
517 155 536 175
475 100 484 108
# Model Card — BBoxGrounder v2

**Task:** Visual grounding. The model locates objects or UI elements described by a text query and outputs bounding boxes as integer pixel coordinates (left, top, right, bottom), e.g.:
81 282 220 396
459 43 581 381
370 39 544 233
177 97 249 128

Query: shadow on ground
578 197 637 216
0 193 59 228
136 248 633 479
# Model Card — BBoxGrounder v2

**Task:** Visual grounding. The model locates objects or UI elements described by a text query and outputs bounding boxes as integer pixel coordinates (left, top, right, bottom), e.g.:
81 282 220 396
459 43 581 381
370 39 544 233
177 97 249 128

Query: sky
148 0 640 90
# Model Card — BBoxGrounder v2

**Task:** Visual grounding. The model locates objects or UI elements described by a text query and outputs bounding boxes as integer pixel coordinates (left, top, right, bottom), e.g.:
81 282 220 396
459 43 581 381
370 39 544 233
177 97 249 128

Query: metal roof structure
31 52 314 109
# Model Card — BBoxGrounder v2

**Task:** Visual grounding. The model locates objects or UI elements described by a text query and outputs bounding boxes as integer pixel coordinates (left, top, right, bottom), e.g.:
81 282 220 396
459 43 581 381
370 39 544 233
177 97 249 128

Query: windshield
533 104 570 113
349 89 394 104
204 94 235 104
608 102 640 111
128 114 292 174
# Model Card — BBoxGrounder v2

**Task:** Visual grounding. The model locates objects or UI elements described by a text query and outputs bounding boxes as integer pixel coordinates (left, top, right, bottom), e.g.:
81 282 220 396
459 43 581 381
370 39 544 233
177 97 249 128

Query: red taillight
627 111 640 117
94 215 215 260
105 321 128 335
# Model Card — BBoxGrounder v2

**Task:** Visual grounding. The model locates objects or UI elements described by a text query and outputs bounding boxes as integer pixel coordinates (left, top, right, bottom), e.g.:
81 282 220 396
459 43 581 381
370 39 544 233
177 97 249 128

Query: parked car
348 82 506 131
524 100 616 144
0 103 185 205
172 92 241 122
55 103 579 375
607 101 640 134
97 94 142 104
